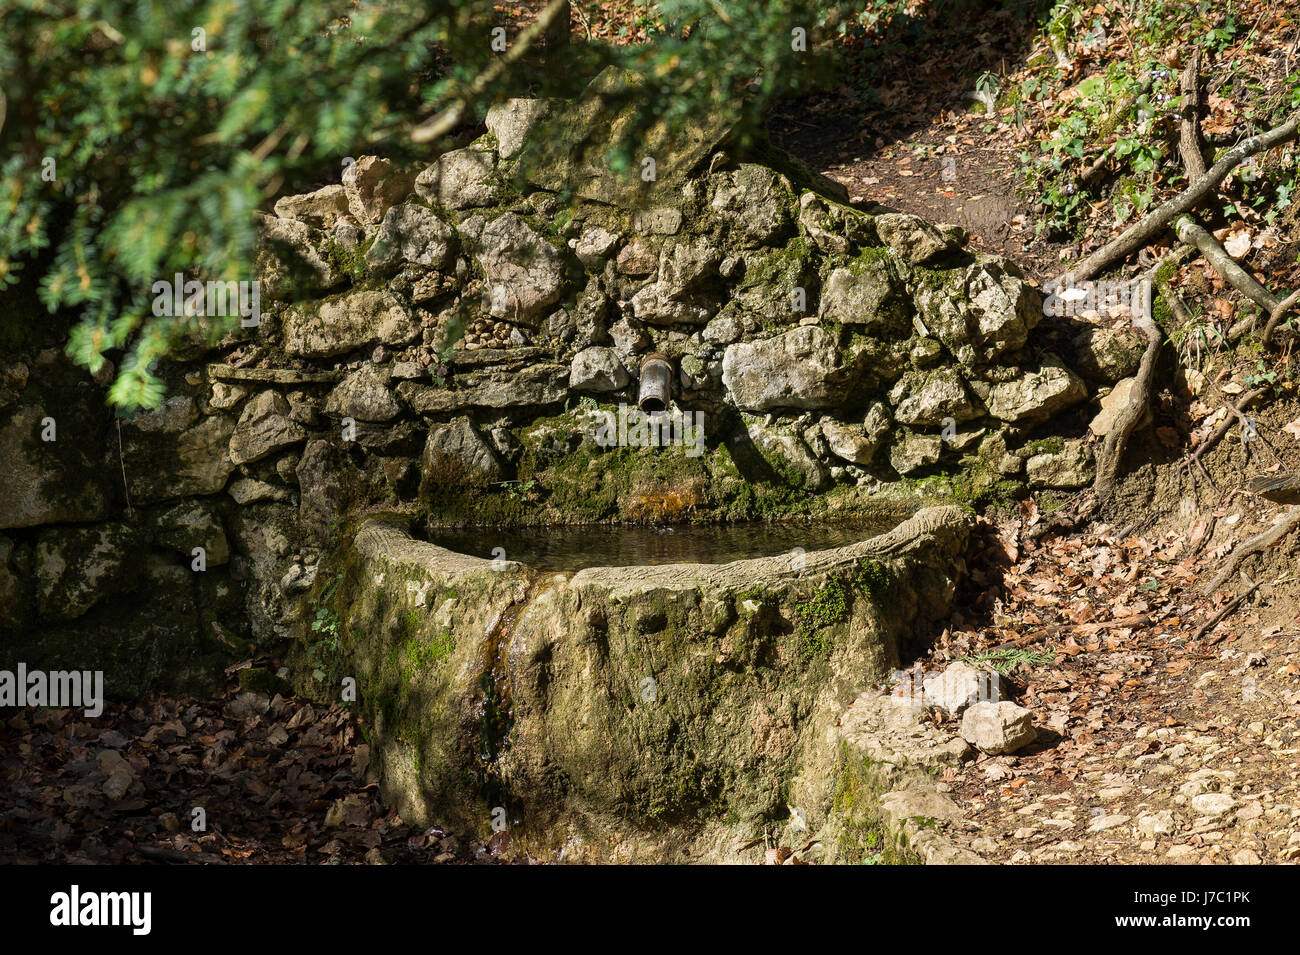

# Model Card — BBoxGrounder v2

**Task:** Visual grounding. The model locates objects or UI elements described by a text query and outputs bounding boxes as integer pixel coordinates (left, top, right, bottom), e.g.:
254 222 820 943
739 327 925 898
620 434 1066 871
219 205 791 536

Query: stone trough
302 506 975 862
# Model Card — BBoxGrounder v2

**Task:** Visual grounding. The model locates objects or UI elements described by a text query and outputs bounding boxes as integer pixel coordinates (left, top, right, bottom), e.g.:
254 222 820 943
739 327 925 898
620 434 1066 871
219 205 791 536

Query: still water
428 518 902 572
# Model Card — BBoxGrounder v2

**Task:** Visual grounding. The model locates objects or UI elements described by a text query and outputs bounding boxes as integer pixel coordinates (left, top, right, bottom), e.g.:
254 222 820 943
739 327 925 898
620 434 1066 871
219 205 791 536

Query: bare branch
411 0 571 145
1064 110 1300 283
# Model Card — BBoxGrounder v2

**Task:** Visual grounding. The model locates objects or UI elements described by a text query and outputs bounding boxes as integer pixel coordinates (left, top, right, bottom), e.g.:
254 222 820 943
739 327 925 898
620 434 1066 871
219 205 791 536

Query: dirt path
774 111 1064 282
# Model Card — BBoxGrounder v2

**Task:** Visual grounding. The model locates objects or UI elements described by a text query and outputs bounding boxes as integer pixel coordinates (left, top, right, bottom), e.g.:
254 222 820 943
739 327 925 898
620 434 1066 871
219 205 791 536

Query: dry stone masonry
0 70 1135 859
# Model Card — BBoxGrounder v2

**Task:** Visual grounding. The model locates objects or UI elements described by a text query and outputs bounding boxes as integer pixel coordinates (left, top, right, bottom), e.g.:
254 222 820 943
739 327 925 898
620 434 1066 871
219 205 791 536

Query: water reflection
427 518 902 572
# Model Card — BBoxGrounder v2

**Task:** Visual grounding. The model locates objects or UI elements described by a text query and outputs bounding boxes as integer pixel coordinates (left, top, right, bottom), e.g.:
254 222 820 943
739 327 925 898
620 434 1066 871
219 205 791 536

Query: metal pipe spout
637 354 673 413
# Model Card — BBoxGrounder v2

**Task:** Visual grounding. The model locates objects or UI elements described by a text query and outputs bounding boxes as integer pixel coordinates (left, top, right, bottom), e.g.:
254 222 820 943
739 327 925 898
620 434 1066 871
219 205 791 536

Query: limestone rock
659 237 722 295
229 391 307 466
228 477 293 505
296 440 359 543
702 313 744 346
890 368 980 427
414 146 500 210
960 701 1036 754
485 98 554 160
253 213 342 300
1071 326 1144 385
573 227 620 267
615 238 658 276
364 203 457 270
709 164 794 248
1190 792 1236 817
983 356 1087 424
1026 439 1094 489
570 347 629 393
737 419 828 491
398 364 569 413
874 212 954 264
154 502 230 566
517 68 729 205
421 417 505 487
343 156 415 225
609 317 651 359
324 365 401 422
632 207 684 235
818 258 910 334
819 418 882 466
477 213 568 326
629 281 713 326
1136 810 1176 837
913 257 1041 365
923 661 1002 717
35 524 138 621
890 433 942 475
125 413 237 503
282 289 419 358
0 404 109 529
273 184 351 230
721 326 850 412
209 381 249 411
797 192 869 255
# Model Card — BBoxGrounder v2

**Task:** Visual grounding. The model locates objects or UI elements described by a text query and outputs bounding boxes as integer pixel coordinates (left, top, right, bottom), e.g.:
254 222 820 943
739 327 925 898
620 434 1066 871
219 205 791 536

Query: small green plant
502 479 537 503
308 573 345 683
957 647 1054 674
795 578 851 662
855 560 895 603
403 631 456 674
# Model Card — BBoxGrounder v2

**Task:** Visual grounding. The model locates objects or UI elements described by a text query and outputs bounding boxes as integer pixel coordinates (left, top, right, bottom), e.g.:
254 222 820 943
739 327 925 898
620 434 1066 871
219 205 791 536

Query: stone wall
0 68 1135 696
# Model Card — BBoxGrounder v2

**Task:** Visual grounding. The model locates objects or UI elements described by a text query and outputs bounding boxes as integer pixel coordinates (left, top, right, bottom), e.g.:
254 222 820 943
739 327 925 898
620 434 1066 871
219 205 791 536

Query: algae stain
468 573 557 819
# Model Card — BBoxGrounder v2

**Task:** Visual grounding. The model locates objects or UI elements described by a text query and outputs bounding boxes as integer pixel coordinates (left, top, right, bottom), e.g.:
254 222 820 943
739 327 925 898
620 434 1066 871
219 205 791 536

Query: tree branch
411 0 571 145
1064 110 1300 283
1179 49 1207 180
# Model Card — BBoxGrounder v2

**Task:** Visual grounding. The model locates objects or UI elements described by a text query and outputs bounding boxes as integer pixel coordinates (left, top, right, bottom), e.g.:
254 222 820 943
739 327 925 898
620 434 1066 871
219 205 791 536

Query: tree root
1184 386 1266 481
1175 214 1280 314
1065 110 1300 283
1094 305 1163 502
1204 507 1300 595
1179 49 1207 181
1029 255 1171 541
1193 574 1261 640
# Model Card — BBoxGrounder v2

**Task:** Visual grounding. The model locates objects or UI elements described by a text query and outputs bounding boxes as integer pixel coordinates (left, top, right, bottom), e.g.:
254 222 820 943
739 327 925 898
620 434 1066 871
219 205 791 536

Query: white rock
569 346 629 393
960 700 1036 755
1190 792 1236 817
922 661 1001 717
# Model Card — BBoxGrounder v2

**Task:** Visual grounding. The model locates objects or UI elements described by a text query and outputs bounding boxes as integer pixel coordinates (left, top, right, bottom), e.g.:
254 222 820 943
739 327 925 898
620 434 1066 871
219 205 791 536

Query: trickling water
467 574 558 817
430 518 902 572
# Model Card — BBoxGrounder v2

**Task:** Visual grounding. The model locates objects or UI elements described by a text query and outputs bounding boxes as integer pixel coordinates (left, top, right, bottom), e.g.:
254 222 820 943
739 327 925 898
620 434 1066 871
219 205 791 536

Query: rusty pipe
637 354 673 414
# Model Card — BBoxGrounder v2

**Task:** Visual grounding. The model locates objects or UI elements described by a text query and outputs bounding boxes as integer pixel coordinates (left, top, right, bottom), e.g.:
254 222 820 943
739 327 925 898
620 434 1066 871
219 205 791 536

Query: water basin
427 517 904 572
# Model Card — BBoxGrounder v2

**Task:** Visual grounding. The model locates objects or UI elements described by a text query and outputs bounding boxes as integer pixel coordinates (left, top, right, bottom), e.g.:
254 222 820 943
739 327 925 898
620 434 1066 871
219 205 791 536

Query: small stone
570 346 629 392
1088 813 1131 832
1190 792 1236 817
1136 810 1175 837
922 661 1001 717
960 700 1036 755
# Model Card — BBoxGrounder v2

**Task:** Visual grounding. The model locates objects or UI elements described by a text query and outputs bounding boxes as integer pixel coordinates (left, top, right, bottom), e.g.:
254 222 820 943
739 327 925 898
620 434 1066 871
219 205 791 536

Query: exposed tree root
1065 110 1300 283
1178 50 1207 181
1204 507 1300 595
1029 256 1171 541
1175 215 1280 314
1184 386 1266 481
1193 574 1261 640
